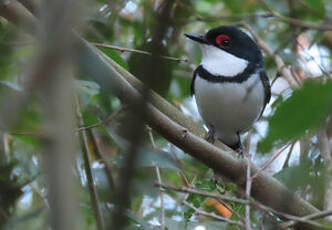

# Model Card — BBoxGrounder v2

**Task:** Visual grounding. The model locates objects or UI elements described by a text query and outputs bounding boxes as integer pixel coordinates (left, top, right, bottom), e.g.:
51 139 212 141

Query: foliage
0 0 332 229
259 80 332 153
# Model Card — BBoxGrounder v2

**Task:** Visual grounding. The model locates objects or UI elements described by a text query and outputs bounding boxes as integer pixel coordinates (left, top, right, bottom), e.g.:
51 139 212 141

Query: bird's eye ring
216 34 231 46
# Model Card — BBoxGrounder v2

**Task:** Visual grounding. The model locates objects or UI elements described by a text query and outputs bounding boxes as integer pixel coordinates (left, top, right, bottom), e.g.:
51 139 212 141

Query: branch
76 105 125 131
190 12 274 23
281 210 332 228
253 203 330 229
36 0 79 228
88 130 116 191
157 182 330 229
76 97 105 230
270 11 332 31
245 134 253 230
154 182 250 204
93 43 188 63
148 127 165 230
251 143 290 180
282 142 295 169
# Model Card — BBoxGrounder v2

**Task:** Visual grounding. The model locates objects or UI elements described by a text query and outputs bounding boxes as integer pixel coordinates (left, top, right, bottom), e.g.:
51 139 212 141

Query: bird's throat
200 45 248 77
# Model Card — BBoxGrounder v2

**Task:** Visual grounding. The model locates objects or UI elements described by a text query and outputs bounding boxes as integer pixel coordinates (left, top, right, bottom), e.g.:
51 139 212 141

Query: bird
185 25 271 152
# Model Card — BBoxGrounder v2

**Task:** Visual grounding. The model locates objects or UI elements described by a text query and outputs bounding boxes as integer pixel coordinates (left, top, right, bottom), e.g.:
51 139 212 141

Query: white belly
194 73 265 145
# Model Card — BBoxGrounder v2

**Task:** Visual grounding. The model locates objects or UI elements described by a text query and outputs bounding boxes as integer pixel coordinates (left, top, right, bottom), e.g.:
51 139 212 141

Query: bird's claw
205 125 215 143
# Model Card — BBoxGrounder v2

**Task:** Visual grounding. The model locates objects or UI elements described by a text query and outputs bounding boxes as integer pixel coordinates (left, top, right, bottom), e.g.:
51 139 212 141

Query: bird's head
185 25 263 76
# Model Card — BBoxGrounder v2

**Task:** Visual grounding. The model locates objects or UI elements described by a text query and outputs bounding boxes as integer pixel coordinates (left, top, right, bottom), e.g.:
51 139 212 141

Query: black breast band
190 63 257 95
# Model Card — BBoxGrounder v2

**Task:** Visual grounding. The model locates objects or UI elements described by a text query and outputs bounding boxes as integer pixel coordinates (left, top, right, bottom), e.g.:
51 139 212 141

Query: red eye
216 34 230 46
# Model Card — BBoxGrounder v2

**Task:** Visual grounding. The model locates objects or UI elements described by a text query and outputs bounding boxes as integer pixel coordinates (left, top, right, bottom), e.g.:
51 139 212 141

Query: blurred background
0 0 331 229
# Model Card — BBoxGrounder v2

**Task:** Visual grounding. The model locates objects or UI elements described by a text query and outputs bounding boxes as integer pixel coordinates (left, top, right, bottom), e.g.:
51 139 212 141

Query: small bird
185 25 271 152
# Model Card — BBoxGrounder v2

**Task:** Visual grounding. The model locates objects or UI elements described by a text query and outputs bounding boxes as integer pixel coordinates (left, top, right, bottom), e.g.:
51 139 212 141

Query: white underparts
194 71 264 146
200 45 248 77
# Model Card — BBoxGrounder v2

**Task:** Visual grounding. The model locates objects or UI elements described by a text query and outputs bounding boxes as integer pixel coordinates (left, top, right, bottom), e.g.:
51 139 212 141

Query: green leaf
98 47 129 70
274 160 324 191
183 206 195 221
258 80 332 153
303 0 325 17
195 178 216 191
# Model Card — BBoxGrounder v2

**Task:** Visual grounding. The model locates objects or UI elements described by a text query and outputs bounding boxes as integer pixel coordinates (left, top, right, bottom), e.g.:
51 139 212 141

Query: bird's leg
228 132 243 156
205 125 216 143
236 143 244 156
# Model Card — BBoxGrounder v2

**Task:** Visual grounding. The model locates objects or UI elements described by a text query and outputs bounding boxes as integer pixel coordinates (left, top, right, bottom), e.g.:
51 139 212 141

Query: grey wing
258 71 271 118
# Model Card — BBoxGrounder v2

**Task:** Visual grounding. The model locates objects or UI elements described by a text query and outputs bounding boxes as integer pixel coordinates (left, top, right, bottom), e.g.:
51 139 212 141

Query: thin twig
282 142 295 169
254 203 331 229
271 11 332 31
147 127 165 230
318 127 332 221
89 129 115 191
76 105 125 132
76 97 105 230
9 106 125 137
194 12 274 22
155 181 328 228
93 43 188 63
251 143 290 180
258 0 332 31
245 133 253 230
281 209 332 228
183 200 245 227
155 182 250 204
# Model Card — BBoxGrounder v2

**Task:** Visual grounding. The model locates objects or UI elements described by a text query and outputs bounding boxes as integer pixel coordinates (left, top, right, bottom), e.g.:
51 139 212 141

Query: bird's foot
228 140 244 157
205 125 216 143
235 145 244 158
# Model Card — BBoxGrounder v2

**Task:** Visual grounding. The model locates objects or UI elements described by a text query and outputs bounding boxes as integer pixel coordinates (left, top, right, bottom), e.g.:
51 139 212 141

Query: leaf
98 47 129 71
195 178 217 191
274 160 324 191
303 0 325 17
258 80 332 153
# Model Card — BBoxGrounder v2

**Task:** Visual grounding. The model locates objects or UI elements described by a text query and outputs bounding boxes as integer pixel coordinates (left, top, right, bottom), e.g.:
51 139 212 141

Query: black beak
184 32 208 44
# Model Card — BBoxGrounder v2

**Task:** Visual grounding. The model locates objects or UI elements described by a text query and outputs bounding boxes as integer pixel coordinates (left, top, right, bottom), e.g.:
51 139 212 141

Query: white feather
194 72 264 146
200 45 248 77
